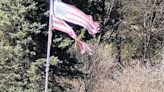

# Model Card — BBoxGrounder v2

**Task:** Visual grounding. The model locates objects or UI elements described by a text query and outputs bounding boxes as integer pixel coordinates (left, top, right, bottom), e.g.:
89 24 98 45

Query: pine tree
0 0 45 91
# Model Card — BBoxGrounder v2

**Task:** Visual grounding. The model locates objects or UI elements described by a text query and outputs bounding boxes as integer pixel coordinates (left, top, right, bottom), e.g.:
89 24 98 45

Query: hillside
0 0 164 92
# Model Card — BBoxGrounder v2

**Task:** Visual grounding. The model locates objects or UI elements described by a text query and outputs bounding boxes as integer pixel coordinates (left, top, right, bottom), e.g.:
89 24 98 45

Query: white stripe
58 2 89 22
53 0 99 36
53 1 90 24
52 19 77 38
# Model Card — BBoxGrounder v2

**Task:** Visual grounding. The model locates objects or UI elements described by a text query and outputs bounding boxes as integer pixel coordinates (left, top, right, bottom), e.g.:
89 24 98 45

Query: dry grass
64 44 164 92
95 61 164 92
91 45 164 92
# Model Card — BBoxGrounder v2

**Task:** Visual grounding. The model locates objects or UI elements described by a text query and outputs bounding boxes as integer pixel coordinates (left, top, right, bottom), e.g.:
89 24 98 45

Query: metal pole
45 0 53 92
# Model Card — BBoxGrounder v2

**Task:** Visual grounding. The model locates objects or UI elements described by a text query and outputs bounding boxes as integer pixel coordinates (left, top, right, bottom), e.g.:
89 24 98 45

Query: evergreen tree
0 0 45 91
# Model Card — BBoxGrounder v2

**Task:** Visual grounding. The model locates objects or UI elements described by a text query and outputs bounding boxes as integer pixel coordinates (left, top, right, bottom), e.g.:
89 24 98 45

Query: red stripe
68 4 89 19
69 17 86 25
64 14 88 28
67 12 89 23
52 26 77 39
52 25 69 33
52 20 66 27
67 8 90 23
52 25 74 36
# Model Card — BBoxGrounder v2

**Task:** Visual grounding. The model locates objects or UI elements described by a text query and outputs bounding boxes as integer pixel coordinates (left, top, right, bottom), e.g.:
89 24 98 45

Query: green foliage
58 38 73 49
50 56 59 65
0 0 45 91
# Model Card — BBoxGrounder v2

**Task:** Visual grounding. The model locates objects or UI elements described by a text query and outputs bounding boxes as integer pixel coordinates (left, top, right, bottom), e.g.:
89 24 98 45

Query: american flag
50 0 100 54
45 1 98 91
52 16 92 55
50 0 99 54
52 0 100 36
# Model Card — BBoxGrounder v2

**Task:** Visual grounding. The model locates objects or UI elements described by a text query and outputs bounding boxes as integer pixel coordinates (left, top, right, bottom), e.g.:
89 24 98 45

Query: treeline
0 0 163 91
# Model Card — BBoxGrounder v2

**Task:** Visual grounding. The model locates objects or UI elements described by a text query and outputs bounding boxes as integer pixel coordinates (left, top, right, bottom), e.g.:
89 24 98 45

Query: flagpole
45 0 53 92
